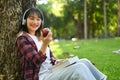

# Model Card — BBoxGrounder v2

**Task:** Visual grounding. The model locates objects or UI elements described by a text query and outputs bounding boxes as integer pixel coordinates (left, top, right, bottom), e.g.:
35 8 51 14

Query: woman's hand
40 28 53 45
39 28 53 55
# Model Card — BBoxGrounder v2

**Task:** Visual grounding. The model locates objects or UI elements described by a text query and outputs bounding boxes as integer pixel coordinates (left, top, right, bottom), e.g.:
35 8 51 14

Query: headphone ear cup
22 8 31 25
22 19 26 25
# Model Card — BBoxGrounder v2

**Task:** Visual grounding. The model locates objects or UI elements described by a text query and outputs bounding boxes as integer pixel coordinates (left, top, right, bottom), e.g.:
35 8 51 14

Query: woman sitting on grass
15 7 107 80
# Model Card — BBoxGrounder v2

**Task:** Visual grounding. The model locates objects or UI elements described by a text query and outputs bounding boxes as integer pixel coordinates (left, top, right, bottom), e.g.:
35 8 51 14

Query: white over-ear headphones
22 8 44 26
22 8 31 25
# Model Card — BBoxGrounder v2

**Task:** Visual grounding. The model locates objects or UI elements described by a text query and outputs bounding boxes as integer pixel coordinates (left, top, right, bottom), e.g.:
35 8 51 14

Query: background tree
84 0 88 39
117 0 120 36
63 0 84 39
38 0 84 39
37 0 117 39
103 0 108 38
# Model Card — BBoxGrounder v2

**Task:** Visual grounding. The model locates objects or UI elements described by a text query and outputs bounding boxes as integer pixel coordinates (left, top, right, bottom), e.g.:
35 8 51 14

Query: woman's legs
42 63 96 80
40 58 107 80
79 58 107 80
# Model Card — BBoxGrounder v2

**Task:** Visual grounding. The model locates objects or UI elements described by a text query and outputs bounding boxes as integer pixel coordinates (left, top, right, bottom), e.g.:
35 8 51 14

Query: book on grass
49 56 79 71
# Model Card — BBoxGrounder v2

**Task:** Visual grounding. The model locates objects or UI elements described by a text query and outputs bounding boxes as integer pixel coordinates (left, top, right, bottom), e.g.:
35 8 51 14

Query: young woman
16 7 107 80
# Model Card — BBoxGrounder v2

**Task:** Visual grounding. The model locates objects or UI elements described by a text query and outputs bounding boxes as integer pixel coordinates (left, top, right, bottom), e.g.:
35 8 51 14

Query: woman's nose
33 19 38 24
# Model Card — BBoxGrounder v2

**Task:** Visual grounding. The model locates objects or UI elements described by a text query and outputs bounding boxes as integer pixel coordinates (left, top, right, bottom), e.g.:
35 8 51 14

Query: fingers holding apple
41 28 50 37
41 28 53 41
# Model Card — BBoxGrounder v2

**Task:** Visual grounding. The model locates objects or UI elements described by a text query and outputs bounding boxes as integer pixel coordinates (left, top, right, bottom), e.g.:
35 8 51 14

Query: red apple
41 28 49 37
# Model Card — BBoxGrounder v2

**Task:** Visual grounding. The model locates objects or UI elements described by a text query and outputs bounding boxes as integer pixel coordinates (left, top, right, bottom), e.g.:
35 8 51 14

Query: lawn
50 37 120 80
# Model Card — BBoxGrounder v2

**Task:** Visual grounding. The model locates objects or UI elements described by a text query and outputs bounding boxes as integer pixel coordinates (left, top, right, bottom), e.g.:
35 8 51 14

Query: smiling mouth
31 25 38 28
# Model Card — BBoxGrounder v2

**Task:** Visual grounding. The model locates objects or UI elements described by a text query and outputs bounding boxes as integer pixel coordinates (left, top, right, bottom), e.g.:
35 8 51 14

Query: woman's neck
29 31 35 35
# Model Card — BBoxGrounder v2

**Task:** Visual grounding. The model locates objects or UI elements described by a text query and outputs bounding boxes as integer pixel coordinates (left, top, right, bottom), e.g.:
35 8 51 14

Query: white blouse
28 34 52 78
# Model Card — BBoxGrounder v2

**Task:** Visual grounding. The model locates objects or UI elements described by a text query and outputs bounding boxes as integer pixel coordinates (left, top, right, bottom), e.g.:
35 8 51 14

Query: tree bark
103 0 108 38
0 0 36 79
84 0 88 39
117 0 120 36
71 14 83 39
0 0 22 79
22 0 36 12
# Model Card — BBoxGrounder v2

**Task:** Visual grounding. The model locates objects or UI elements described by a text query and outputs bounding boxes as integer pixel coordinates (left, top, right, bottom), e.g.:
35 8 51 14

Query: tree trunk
0 0 36 79
117 0 120 36
22 0 36 12
84 0 88 39
76 16 83 39
71 14 83 39
0 0 22 79
103 0 108 38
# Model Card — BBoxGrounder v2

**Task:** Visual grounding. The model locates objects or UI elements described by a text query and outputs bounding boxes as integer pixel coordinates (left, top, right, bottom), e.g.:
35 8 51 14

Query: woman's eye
29 17 41 21
37 18 41 21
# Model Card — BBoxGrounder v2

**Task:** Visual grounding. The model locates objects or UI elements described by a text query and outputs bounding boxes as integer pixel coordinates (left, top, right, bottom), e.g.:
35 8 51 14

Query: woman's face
26 13 41 35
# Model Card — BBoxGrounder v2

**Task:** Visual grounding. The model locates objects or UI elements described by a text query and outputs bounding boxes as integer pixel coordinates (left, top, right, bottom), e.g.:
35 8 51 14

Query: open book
49 56 79 71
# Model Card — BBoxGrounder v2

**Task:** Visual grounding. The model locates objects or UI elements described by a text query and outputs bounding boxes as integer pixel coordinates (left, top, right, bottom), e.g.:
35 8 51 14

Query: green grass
50 37 120 80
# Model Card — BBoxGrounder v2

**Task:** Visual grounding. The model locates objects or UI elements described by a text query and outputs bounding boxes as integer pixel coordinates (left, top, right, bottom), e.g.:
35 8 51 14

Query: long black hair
18 7 44 36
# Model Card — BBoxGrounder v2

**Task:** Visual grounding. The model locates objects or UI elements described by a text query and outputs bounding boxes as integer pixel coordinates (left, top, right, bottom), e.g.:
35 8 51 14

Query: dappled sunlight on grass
114 37 120 39
49 38 120 80
50 41 63 57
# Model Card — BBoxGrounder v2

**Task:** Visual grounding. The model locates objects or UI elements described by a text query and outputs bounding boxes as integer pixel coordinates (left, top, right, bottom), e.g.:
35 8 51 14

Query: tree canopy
37 0 118 39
